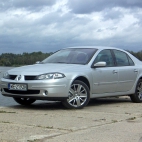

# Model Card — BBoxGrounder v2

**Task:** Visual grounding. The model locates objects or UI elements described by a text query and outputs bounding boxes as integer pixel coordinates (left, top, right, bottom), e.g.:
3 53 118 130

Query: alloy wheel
67 83 88 107
137 81 142 100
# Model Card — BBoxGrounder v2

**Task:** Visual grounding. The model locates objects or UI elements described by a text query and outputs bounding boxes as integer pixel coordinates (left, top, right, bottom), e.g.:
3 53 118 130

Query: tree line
128 50 142 61
0 50 142 66
0 51 52 66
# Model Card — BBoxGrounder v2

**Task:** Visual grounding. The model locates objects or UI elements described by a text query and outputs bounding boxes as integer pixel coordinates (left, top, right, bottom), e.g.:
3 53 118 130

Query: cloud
102 8 124 20
68 0 142 14
0 0 142 54
0 0 57 11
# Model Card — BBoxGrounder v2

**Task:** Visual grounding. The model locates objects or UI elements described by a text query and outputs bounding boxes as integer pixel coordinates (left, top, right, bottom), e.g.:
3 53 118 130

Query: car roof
65 46 121 51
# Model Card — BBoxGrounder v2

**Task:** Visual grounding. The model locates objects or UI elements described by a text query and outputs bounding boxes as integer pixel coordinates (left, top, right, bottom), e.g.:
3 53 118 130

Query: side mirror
93 62 106 67
36 61 40 64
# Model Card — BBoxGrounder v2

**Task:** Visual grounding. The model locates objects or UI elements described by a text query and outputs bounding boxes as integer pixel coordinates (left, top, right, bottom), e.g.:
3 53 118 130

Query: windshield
42 48 97 64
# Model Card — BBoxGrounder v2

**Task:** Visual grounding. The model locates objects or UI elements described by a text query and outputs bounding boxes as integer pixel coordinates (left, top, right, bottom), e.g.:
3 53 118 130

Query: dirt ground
0 97 142 142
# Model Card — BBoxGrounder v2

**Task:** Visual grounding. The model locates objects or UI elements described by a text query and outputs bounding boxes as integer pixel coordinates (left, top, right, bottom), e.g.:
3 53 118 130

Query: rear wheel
13 98 36 105
62 80 90 109
130 79 142 103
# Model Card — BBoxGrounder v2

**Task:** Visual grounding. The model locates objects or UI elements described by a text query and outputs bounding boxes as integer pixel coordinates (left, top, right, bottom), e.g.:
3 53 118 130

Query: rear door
113 50 138 92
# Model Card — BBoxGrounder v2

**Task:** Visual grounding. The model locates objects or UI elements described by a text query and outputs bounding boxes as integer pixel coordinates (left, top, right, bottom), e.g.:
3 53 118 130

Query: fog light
43 90 48 96
45 91 48 95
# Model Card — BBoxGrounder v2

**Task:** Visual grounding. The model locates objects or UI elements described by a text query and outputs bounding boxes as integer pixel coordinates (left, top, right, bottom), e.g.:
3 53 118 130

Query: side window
127 55 134 66
94 50 114 67
113 50 129 66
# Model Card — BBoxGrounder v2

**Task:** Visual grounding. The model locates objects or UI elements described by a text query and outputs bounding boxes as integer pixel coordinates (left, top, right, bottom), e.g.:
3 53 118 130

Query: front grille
4 89 40 94
9 75 17 80
25 76 37 80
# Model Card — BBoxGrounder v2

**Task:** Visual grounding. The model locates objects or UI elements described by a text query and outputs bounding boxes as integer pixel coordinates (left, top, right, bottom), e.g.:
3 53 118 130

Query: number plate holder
8 83 27 91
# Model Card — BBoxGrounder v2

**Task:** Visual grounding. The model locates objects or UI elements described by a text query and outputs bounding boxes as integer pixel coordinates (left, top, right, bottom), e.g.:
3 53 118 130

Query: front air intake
24 76 37 80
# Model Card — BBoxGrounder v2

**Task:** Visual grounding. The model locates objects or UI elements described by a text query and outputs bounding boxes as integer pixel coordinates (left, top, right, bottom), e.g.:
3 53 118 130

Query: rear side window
127 55 134 66
113 50 130 66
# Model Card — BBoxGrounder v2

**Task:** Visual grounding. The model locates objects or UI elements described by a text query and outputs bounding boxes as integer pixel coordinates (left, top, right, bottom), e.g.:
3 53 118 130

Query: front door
92 49 118 94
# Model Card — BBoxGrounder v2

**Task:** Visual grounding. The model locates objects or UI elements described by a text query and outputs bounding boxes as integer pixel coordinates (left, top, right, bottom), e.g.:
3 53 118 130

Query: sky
0 0 142 54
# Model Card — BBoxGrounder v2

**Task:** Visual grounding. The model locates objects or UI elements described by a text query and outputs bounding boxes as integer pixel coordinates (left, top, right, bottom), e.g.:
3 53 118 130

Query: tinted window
127 55 134 66
113 50 129 66
43 48 97 64
94 50 114 66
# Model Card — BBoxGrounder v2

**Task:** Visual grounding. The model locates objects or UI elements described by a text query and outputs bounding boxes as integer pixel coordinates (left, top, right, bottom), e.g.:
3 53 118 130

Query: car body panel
116 66 138 92
92 67 118 94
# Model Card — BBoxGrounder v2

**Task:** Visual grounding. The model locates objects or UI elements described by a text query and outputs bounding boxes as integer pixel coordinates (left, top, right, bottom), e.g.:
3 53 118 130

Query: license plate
8 83 27 91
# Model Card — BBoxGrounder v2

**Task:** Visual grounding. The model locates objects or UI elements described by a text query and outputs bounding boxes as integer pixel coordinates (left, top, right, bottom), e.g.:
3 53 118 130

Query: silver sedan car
1 46 142 109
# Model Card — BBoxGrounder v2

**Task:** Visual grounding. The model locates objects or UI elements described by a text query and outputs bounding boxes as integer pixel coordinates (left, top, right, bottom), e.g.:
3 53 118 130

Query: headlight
3 72 10 79
36 73 65 80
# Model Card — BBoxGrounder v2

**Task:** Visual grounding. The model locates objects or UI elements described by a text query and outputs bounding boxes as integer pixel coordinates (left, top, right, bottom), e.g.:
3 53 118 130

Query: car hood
7 63 89 75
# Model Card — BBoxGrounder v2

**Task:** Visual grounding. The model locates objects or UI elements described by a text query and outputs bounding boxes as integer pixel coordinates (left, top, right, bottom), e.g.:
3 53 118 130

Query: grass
27 140 38 142
37 125 53 129
127 117 136 121
112 120 118 123
0 110 16 113
0 121 11 124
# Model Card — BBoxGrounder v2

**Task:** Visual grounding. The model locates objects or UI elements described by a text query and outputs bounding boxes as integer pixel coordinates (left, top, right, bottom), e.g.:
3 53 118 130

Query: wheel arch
72 76 90 91
133 76 142 92
139 76 142 80
136 76 142 85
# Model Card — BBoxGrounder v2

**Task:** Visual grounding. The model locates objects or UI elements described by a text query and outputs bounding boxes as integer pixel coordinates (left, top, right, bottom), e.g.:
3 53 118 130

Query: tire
13 97 36 106
130 79 142 103
62 80 90 109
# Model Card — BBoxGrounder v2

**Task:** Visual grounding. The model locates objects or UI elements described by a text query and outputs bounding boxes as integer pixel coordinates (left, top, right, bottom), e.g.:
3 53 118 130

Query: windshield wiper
55 62 68 64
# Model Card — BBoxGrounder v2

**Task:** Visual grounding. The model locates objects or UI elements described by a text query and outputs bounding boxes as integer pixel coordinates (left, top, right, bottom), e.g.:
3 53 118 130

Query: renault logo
16 75 22 81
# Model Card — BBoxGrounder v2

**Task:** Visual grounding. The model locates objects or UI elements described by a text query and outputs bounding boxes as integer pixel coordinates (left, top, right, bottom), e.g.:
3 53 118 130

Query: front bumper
0 78 71 101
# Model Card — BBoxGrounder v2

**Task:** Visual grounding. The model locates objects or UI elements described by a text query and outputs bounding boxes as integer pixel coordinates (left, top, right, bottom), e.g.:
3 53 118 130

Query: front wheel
13 98 36 106
62 80 90 109
130 79 142 103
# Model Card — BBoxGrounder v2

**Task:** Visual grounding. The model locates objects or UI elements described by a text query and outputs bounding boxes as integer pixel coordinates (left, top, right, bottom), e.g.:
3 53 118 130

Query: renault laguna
1 46 142 109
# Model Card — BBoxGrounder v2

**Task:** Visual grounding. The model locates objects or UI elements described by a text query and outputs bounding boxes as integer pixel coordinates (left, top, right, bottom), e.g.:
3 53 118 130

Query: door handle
134 69 138 73
113 70 118 74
